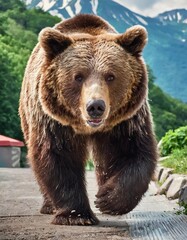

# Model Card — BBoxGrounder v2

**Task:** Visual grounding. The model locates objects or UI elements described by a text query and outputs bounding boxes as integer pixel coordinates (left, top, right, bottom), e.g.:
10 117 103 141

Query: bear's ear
39 27 73 59
117 25 147 56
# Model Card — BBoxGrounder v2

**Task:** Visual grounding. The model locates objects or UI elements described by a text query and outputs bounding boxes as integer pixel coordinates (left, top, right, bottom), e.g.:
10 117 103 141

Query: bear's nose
86 100 106 118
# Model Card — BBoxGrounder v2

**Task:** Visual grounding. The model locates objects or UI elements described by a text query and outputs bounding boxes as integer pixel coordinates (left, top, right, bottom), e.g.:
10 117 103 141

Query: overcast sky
113 0 187 17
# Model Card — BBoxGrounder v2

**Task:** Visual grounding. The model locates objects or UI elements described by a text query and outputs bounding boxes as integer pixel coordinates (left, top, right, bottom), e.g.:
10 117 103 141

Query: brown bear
19 14 157 226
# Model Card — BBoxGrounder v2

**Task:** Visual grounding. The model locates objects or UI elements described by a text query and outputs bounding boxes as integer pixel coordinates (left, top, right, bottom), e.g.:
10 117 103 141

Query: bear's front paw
52 209 99 225
95 180 141 215
95 184 124 215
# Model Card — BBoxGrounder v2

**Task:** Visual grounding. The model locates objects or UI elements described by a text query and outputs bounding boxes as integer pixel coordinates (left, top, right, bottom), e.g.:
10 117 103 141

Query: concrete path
0 168 187 240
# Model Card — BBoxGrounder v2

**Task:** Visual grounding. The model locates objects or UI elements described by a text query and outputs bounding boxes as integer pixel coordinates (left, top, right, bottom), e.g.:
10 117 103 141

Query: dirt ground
0 168 187 240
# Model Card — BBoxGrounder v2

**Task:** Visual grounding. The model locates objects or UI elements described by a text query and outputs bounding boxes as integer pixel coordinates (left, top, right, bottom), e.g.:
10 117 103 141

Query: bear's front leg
95 164 153 215
93 110 157 215
28 126 98 225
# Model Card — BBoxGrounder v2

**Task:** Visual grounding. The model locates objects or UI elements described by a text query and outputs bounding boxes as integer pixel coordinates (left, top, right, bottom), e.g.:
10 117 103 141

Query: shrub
160 126 187 156
161 146 187 174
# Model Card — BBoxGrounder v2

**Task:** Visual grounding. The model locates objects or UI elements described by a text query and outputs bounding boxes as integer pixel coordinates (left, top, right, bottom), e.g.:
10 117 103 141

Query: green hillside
0 0 187 141
0 0 60 140
148 68 187 139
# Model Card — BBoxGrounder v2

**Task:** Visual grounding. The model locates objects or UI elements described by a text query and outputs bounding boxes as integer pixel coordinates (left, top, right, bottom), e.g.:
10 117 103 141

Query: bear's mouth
87 119 104 127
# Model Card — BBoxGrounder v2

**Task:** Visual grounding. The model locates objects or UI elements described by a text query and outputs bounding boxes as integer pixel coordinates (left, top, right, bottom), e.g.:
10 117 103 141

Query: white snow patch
75 0 81 14
119 14 131 25
66 6 74 17
38 0 56 12
119 14 124 20
181 39 186 42
25 0 32 4
112 14 117 19
183 19 187 23
136 15 148 25
49 10 64 19
125 20 132 25
62 0 71 8
125 12 129 17
37 2 42 8
91 0 98 14
129 14 137 24
177 12 182 22
168 15 172 21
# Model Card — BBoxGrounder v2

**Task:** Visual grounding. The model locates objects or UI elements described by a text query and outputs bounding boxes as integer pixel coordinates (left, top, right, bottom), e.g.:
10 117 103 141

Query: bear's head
38 16 148 134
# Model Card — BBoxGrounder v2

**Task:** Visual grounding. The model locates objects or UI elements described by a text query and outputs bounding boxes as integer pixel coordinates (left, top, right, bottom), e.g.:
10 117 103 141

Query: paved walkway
0 168 187 239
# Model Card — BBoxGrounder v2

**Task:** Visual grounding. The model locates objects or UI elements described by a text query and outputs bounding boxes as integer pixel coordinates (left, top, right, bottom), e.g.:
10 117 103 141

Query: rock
159 168 173 183
154 166 164 181
166 176 187 199
159 156 170 162
179 184 187 204
157 139 162 151
158 174 175 195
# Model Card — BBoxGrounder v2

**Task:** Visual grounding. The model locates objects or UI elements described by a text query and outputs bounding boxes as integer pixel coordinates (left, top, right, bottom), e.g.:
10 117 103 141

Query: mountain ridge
23 0 187 102
157 8 187 23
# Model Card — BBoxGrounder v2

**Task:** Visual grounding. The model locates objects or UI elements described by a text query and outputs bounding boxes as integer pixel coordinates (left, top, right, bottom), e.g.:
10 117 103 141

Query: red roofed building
0 135 24 167
0 135 24 147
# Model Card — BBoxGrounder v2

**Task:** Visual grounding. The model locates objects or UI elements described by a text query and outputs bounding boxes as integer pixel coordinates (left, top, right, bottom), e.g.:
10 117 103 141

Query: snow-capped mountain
24 0 152 27
157 9 187 24
23 0 187 102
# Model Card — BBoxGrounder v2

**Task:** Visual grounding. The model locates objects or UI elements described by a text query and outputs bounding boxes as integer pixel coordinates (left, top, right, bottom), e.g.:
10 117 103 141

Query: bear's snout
86 99 106 118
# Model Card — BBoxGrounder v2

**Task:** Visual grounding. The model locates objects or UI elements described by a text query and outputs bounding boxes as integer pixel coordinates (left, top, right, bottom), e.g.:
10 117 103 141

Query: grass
161 146 187 175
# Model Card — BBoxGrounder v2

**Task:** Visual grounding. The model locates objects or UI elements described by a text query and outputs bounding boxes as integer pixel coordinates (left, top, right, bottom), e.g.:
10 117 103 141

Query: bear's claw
95 196 121 215
52 209 99 226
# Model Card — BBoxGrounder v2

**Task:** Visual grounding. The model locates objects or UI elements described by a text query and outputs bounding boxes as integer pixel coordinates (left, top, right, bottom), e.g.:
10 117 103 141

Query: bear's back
55 14 116 36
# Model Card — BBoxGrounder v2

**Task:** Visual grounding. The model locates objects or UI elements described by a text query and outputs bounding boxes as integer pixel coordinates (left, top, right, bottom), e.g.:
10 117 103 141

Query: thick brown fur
19 14 157 225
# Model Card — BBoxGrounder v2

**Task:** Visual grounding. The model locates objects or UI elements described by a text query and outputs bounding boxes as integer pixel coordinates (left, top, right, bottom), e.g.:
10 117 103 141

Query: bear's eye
74 74 84 82
105 73 115 82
